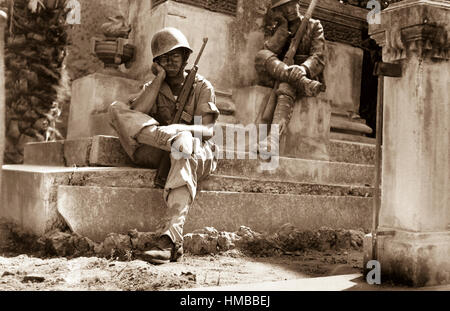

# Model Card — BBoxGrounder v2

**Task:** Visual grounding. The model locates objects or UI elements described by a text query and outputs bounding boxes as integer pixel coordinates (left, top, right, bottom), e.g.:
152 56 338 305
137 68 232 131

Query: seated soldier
255 0 326 155
108 27 219 264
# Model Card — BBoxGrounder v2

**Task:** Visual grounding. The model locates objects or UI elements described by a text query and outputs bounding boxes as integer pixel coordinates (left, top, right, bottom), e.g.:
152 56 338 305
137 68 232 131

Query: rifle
259 0 320 124
154 37 209 188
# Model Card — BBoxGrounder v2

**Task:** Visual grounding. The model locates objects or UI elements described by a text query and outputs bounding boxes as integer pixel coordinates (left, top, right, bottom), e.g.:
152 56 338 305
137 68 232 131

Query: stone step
200 175 373 197
330 116 373 135
330 132 376 144
25 133 375 169
1 165 373 242
56 185 373 242
24 135 133 167
0 165 157 236
24 136 374 186
328 139 375 165
2 163 372 198
215 157 373 187
214 124 375 164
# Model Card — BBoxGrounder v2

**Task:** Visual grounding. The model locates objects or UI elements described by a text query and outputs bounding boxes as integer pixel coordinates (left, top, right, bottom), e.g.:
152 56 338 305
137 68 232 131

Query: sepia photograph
0 0 448 303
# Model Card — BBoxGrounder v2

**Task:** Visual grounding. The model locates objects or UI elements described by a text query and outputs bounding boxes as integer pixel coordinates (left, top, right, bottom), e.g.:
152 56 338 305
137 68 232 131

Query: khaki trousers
108 101 218 243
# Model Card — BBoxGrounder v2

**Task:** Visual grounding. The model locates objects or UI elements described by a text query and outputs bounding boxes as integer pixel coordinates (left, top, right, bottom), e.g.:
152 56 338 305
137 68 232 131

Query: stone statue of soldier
108 28 220 264
255 0 326 154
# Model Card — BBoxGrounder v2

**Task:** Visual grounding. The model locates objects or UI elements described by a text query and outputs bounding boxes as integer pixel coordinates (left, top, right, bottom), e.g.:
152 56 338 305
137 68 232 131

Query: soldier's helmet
151 27 193 61
271 0 295 9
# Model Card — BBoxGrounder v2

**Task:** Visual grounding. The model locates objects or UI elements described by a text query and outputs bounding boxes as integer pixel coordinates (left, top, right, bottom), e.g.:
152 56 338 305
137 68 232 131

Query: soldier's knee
255 49 276 67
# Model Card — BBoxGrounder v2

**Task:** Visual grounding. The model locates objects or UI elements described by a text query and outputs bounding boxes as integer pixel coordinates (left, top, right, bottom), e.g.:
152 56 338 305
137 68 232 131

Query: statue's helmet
271 0 295 9
151 27 193 61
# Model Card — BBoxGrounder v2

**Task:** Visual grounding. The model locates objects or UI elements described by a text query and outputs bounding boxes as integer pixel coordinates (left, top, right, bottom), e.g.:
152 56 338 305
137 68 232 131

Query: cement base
1 165 372 242
233 86 331 161
57 185 371 242
363 229 450 287
67 73 141 139
0 165 156 236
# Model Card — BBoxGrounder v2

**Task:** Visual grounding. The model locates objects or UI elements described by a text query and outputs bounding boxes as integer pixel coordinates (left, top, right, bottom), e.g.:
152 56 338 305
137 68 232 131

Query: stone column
369 0 450 286
0 10 7 196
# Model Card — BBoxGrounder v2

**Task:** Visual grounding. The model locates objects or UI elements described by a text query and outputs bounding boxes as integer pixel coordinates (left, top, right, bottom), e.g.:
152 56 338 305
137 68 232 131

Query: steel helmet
151 27 193 60
271 0 294 9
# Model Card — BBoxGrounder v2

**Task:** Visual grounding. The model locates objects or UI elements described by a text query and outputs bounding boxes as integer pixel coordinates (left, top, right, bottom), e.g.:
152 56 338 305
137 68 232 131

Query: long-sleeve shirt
264 15 326 80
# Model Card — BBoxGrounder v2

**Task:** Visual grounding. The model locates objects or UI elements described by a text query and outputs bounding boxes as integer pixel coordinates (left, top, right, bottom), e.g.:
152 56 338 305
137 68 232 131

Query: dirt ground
0 248 363 291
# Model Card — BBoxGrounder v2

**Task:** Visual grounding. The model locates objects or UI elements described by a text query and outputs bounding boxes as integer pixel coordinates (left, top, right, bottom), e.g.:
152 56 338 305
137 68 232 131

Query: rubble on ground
2 222 366 259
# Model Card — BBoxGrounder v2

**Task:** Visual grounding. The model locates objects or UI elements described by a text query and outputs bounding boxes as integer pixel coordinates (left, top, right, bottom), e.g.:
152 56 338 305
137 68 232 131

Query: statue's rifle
259 0 320 124
154 37 209 188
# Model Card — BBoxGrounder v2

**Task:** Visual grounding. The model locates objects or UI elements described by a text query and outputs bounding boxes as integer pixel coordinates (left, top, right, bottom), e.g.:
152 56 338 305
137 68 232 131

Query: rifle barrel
194 38 208 67
286 0 319 62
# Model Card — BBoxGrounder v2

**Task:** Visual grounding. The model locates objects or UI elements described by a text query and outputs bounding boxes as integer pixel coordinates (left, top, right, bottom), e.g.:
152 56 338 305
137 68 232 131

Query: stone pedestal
233 86 271 126
283 97 331 161
233 86 331 160
367 0 450 286
67 73 141 139
300 0 374 141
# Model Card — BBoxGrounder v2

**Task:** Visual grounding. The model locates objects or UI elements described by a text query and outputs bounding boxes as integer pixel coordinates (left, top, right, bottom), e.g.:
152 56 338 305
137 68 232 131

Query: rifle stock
260 0 319 124
154 38 209 188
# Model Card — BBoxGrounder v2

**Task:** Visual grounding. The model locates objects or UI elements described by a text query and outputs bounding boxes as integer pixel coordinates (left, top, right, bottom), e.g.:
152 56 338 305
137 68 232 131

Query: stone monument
66 15 140 140
366 0 450 286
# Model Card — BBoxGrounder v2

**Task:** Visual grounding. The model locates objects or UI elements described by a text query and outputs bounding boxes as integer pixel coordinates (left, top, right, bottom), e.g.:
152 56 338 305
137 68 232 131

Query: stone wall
125 0 236 93
66 0 130 81
60 0 130 139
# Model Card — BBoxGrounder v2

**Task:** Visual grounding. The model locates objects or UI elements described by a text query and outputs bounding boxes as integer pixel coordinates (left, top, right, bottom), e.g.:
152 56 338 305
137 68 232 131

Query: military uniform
255 15 326 91
108 72 219 250
255 1 326 147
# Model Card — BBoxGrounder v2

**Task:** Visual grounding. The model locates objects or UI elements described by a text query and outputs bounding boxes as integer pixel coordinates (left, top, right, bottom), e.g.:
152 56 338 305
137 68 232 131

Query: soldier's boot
258 85 295 156
294 74 326 97
255 50 324 96
139 235 183 265
140 186 191 264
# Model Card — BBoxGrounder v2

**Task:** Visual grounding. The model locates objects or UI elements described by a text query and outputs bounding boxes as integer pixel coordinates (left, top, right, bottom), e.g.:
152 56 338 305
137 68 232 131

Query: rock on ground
2 222 367 259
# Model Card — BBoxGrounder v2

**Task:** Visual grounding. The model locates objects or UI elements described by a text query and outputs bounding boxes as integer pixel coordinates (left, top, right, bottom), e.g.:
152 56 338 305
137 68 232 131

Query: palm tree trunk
3 0 69 164
1 9 7 194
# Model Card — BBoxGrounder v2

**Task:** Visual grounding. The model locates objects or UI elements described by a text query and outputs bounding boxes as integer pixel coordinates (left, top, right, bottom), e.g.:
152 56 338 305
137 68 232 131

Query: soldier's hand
287 65 307 82
151 62 166 80
272 11 288 28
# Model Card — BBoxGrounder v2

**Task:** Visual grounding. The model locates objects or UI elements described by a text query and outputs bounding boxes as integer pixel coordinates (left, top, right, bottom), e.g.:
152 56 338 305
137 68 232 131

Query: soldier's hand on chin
152 62 166 80
272 10 288 29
